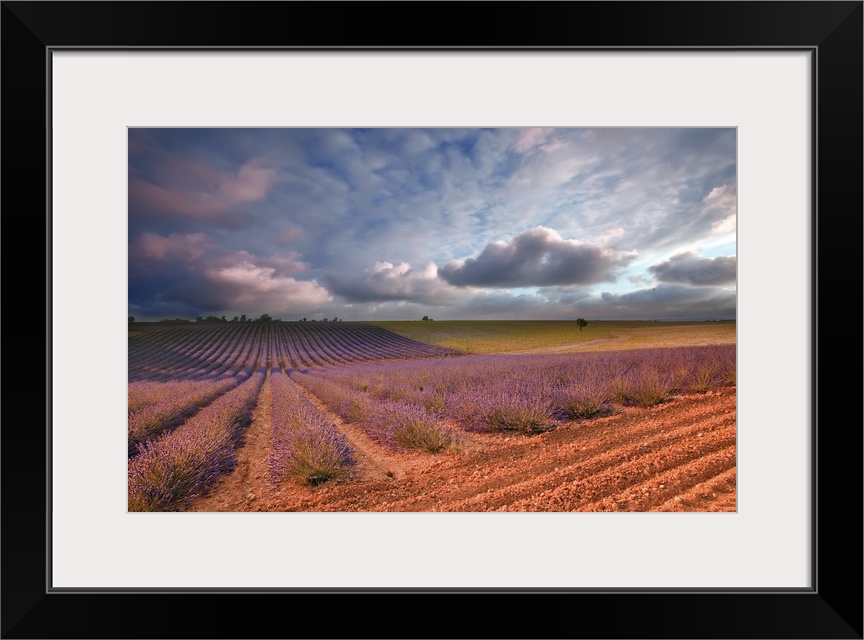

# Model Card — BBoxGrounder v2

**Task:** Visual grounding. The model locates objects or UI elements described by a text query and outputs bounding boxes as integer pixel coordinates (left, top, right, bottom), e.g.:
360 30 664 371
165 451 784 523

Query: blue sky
128 128 736 321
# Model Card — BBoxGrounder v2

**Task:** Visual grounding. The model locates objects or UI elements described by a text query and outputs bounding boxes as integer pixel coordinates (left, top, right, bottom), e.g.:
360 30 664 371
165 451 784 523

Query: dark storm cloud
649 252 737 286
128 232 331 317
438 227 635 288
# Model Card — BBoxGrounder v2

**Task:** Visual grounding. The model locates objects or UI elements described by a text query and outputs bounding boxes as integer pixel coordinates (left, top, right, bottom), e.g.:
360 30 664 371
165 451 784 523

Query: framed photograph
5 2 861 638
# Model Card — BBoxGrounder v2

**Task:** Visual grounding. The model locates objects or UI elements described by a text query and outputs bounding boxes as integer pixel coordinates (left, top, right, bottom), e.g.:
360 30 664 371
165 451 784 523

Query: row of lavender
128 369 266 511
129 322 459 382
127 323 271 456
128 378 238 456
290 345 736 450
128 323 269 382
268 368 354 485
127 329 274 509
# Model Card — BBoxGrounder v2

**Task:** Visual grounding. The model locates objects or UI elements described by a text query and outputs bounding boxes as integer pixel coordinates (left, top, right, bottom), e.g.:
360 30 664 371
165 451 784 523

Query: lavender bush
462 391 556 434
367 401 454 452
555 378 613 420
269 368 354 486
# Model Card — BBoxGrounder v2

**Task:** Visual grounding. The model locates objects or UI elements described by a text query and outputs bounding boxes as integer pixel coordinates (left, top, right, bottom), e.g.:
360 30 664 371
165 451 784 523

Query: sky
128 128 736 321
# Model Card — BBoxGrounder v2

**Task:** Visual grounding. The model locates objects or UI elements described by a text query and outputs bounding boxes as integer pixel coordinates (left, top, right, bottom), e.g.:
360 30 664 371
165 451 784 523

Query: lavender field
290 345 735 441
128 321 736 512
128 322 458 510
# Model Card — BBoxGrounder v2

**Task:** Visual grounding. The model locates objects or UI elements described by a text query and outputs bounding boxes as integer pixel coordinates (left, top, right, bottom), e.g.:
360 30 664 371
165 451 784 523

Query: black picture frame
3 2 861 638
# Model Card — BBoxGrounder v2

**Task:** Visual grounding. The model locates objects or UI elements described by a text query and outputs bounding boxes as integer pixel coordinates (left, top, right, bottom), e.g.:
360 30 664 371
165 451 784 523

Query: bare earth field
190 380 736 513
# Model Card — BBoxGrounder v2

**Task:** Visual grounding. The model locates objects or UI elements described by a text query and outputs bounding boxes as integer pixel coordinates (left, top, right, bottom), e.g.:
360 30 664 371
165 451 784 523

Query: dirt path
188 372 277 512
191 385 736 512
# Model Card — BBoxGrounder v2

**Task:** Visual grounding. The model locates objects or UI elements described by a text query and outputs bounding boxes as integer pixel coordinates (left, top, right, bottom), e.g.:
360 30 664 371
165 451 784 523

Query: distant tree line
195 313 280 323
135 314 352 324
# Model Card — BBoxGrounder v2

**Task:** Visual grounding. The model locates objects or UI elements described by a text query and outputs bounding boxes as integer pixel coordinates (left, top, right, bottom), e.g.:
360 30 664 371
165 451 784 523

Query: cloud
649 252 737 286
194 261 331 312
257 253 310 277
129 231 329 316
572 284 736 320
324 261 469 305
273 227 306 245
499 129 737 256
513 128 558 154
497 280 735 321
129 157 277 222
704 184 737 235
130 232 211 262
128 128 737 320
460 290 553 318
438 227 636 287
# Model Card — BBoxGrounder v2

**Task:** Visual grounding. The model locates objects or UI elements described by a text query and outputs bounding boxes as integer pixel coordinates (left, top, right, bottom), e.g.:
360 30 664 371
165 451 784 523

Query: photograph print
128 127 737 513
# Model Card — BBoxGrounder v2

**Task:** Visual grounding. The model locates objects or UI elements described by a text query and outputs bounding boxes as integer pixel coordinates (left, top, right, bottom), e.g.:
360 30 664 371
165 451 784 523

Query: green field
365 320 736 355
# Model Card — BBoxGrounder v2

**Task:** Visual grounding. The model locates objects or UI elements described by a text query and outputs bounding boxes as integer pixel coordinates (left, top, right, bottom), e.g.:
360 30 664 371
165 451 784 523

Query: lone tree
576 318 588 331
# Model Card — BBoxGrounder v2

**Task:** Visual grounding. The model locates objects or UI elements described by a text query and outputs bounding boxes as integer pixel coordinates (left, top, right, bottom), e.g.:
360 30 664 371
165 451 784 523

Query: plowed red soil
190 376 736 512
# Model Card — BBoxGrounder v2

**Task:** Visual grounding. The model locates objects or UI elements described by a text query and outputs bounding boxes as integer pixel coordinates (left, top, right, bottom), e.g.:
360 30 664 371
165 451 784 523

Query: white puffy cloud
324 261 470 306
199 261 332 312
